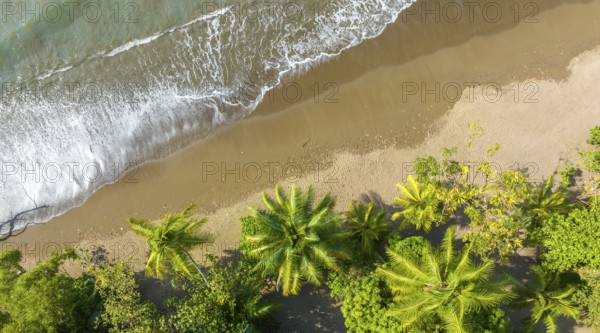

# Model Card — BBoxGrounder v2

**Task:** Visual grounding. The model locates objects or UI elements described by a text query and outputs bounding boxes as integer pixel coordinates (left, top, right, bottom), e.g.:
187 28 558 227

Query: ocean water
0 0 416 233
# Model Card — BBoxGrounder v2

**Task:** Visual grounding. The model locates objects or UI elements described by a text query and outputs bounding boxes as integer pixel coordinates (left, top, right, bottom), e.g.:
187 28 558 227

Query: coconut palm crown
246 184 350 296
512 265 580 333
378 226 514 332
392 175 448 232
345 201 390 258
129 204 214 282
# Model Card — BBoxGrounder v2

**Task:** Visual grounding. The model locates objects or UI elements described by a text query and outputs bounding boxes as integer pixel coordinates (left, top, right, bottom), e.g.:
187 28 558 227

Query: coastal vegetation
1 125 600 332
377 226 514 332
244 185 350 296
128 204 214 285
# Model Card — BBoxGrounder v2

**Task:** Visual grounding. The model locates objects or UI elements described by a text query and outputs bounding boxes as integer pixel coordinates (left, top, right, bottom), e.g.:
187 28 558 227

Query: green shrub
583 126 600 172
558 166 577 187
339 272 411 332
240 215 262 240
441 146 458 158
539 202 600 271
487 143 502 157
386 233 427 261
165 258 277 333
0 249 100 333
327 267 366 301
574 269 600 330
588 126 600 146
584 151 600 173
239 215 264 269
470 308 512 333
413 156 440 183
92 261 159 333
327 236 431 332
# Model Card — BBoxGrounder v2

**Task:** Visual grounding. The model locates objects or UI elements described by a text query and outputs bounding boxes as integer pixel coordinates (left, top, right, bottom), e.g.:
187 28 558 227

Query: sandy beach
7 0 600 257
4 0 600 330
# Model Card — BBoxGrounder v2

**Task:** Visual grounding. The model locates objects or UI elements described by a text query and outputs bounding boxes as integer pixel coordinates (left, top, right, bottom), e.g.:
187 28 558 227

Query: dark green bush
165 258 277 333
0 249 100 333
539 202 600 271
386 233 427 261
574 269 600 330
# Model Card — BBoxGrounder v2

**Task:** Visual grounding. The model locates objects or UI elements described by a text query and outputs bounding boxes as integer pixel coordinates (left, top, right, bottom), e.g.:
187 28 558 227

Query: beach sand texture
5 1 600 331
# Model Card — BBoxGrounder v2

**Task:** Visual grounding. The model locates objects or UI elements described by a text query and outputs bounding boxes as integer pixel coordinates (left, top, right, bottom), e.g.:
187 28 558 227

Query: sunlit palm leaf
378 227 513 331
128 204 213 283
247 184 349 296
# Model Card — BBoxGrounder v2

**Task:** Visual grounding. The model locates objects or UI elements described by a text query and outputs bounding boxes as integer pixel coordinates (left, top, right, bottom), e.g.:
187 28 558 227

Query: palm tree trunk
186 252 211 289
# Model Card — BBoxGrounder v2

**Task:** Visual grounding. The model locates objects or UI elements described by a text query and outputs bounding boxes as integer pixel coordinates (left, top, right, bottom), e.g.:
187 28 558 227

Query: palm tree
129 204 214 285
345 201 390 258
377 226 514 332
519 177 576 229
512 265 580 333
392 175 447 232
246 184 350 296
233 276 280 322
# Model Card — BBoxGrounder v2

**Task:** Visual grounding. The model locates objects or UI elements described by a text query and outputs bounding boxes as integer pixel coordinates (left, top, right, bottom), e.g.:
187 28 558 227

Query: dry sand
272 46 600 333
5 0 600 331
8 0 600 265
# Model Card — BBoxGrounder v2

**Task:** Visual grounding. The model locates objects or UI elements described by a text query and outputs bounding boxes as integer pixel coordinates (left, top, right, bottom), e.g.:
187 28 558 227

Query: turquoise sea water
0 0 415 232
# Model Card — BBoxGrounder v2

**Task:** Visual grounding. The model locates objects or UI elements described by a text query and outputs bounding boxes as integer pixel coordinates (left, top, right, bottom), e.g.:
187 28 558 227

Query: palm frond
129 205 214 282
248 184 346 296
440 308 469 333
128 218 157 238
441 225 456 274
386 248 430 282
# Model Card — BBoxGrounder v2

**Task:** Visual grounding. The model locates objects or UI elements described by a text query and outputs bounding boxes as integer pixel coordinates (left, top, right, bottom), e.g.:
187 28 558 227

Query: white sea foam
0 0 417 233
37 65 74 81
103 7 233 58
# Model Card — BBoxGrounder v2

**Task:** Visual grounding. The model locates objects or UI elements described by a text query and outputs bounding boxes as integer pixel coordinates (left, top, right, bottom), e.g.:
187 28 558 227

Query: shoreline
7 0 600 273
10 44 600 276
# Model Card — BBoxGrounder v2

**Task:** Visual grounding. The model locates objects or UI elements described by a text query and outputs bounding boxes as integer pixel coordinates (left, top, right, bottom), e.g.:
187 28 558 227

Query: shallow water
0 0 416 232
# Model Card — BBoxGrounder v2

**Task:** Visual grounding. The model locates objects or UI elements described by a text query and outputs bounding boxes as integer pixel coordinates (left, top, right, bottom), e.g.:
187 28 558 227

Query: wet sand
8 0 600 256
0 0 597 316
6 0 600 331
